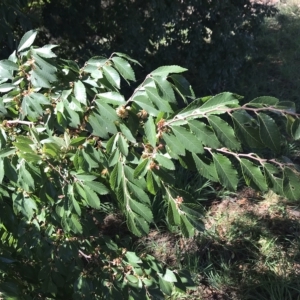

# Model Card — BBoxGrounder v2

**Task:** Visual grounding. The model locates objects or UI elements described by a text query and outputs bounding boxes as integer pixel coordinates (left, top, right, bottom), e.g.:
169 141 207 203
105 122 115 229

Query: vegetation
0 26 300 298
0 0 277 95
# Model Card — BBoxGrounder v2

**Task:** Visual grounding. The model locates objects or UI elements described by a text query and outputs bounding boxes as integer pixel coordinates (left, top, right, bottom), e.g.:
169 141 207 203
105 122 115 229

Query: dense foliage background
0 0 277 95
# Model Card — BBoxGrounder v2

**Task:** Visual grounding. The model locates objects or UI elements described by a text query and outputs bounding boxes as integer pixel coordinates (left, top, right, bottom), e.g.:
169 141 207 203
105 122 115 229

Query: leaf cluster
0 31 299 299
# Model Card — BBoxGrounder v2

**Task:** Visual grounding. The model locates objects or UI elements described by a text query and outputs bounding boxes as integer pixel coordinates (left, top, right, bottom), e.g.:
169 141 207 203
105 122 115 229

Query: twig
79 250 92 260
6 120 34 126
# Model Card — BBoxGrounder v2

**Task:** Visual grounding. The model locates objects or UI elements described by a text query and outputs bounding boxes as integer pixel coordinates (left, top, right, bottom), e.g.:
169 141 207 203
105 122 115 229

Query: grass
132 2 300 299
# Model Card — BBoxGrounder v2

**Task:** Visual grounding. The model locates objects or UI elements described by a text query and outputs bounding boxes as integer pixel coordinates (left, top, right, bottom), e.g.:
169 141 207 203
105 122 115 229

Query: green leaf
119 123 136 143
192 153 218 182
263 163 283 195
74 81 87 105
82 185 100 209
171 126 203 154
155 154 175 170
144 116 156 147
129 199 153 223
112 57 136 81
22 93 49 120
127 182 151 205
212 153 238 191
0 60 18 71
170 74 193 101
127 213 142 237
96 101 119 122
68 214 83 234
180 215 194 238
85 181 109 195
163 269 177 283
0 159 4 184
110 163 119 189
97 92 125 105
198 92 239 114
159 277 173 296
291 118 300 140
18 30 38 52
151 65 187 77
167 198 180 226
208 115 241 150
283 167 300 200
232 110 263 148
88 113 110 138
249 96 279 107
163 133 185 156
257 113 281 153
102 65 121 88
152 76 176 103
146 171 159 195
118 134 128 156
0 83 15 93
134 159 149 179
145 87 173 112
125 251 142 264
240 158 268 191
133 94 159 116
188 120 221 148
70 137 86 147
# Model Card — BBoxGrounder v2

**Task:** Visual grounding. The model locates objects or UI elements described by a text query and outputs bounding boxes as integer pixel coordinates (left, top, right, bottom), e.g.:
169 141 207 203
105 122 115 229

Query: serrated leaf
129 199 153 223
192 153 218 182
85 181 109 195
127 213 142 237
146 171 158 195
97 92 125 105
32 45 57 58
170 74 193 102
18 30 38 52
208 115 241 150
82 185 100 209
155 154 175 170
74 81 87 105
180 215 194 238
118 134 128 156
135 216 150 235
257 113 281 153
240 158 268 191
96 101 119 122
249 96 279 107
114 52 142 66
110 163 119 189
232 110 263 148
31 68 52 88
102 65 121 88
127 182 151 205
144 116 156 147
145 87 173 112
22 93 49 120
68 214 83 234
167 198 180 226
119 123 136 143
151 65 187 77
197 92 239 114
188 120 221 148
88 113 110 138
186 215 205 232
112 57 136 81
163 133 185 156
283 167 300 200
134 159 149 179
133 94 159 116
171 126 203 154
212 153 238 191
152 76 176 103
